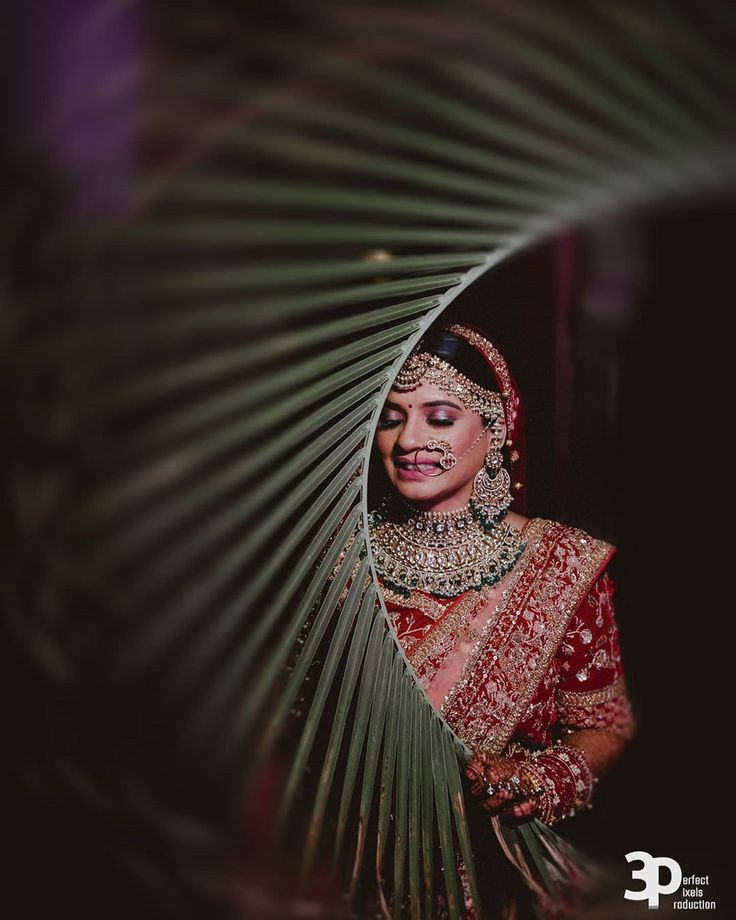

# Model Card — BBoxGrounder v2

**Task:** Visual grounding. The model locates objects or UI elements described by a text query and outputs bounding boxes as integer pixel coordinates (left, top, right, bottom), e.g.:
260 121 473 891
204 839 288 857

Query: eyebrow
383 399 463 411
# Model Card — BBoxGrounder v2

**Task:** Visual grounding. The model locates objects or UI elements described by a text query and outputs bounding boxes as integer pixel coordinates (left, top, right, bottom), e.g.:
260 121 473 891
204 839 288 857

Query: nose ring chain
411 418 495 477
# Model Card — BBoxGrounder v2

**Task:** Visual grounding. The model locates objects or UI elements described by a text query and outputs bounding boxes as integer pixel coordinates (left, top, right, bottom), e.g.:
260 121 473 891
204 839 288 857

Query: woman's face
375 380 495 511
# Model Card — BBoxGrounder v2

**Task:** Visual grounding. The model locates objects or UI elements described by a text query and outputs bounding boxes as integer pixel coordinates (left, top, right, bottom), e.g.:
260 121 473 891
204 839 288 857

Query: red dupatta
384 518 615 756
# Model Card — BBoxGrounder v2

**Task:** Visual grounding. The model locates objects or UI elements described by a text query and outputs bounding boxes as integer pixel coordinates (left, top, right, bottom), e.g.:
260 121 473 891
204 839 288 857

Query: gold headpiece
393 350 503 418
445 324 513 402
393 324 509 421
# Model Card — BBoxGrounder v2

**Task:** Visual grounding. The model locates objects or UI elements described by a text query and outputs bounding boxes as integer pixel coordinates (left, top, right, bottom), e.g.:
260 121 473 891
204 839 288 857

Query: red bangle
522 742 595 825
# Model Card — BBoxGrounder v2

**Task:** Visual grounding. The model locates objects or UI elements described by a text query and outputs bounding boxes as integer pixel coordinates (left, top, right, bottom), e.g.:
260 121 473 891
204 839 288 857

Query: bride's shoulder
505 510 529 532
518 514 616 565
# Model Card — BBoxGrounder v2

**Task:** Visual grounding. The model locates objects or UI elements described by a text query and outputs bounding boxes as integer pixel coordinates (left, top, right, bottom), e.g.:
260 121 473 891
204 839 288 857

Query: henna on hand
465 754 541 822
464 725 630 827
499 792 543 823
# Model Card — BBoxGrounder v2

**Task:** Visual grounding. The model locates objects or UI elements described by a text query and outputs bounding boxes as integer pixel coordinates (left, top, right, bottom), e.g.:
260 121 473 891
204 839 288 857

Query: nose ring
425 439 457 470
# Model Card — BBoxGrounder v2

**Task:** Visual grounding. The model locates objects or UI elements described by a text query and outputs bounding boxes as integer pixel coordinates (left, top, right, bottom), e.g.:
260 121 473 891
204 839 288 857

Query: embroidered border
493 533 614 753
556 676 635 738
407 587 494 673
439 518 549 720
442 521 614 755
381 588 447 621
556 676 627 710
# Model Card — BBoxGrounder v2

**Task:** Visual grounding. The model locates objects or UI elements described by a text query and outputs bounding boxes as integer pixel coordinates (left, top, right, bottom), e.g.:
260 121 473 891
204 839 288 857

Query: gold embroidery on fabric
407 587 494 673
493 535 613 754
439 519 548 721
441 521 614 756
556 676 635 738
381 588 447 621
556 676 627 709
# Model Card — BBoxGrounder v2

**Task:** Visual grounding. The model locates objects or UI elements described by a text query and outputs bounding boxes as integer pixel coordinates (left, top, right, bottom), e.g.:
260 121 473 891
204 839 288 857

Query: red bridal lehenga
375 516 635 917
366 323 636 919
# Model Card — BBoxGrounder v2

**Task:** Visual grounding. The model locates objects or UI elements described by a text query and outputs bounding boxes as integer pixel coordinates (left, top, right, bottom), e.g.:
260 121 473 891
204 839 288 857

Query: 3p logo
624 851 682 909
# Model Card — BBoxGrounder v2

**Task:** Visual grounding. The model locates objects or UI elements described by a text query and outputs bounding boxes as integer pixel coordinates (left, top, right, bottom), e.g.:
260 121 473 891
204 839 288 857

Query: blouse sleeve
554 570 636 740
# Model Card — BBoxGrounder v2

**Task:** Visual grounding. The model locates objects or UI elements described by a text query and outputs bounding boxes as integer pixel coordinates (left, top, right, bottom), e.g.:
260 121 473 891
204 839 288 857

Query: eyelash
377 418 455 429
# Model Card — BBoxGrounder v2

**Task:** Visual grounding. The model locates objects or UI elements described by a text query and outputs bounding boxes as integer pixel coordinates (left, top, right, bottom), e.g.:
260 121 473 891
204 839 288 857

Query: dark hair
417 327 499 393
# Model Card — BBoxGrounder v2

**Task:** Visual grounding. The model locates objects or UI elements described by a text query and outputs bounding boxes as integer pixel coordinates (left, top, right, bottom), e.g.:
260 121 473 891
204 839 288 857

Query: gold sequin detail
393 350 503 419
439 519 548 739
440 521 614 756
556 676 636 739
446 324 515 429
381 588 447 621
407 588 495 673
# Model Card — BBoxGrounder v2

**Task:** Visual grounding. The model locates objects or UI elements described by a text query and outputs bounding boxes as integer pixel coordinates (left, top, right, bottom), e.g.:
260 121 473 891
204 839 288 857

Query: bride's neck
400 482 474 515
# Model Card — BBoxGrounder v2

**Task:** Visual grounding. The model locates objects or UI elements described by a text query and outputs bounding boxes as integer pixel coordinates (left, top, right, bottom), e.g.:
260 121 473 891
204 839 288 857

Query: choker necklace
368 498 526 599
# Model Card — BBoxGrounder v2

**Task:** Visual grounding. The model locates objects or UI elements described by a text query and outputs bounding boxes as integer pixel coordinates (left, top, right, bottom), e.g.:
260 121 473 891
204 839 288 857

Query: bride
368 322 635 914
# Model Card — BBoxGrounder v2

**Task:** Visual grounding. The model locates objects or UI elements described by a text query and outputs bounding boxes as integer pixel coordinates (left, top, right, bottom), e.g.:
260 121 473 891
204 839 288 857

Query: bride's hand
465 755 542 823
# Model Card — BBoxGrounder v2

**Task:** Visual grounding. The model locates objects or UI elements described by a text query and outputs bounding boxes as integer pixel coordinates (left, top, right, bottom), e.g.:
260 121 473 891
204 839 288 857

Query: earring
471 418 512 526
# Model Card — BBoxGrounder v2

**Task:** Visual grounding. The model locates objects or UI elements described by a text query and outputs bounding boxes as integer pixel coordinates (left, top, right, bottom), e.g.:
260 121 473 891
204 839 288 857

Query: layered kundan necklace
368 497 526 600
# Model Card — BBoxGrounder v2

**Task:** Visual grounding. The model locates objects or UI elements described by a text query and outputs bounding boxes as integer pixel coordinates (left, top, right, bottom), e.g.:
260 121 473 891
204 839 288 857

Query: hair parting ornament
393 347 504 422
394 324 513 419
